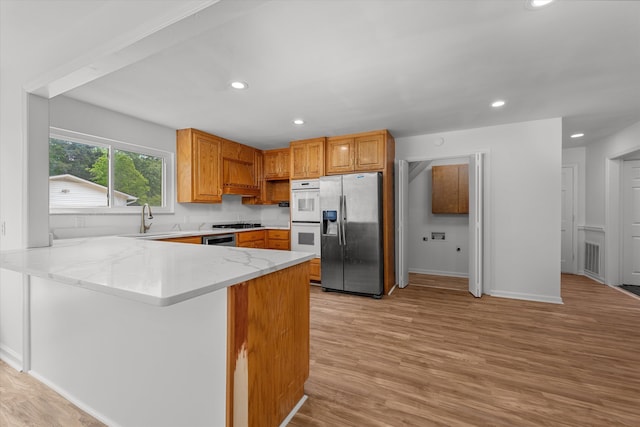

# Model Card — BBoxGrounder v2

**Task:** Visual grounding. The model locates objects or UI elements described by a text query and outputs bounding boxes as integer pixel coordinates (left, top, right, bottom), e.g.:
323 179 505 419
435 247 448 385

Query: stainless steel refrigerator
320 172 383 297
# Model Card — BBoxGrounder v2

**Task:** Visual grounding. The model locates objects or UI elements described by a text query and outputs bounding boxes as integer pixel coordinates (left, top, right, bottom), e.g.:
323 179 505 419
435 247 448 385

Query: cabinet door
355 134 385 171
326 137 355 174
458 164 469 214
290 143 308 179
264 150 280 179
432 165 460 214
264 149 290 179
432 164 469 214
193 132 222 202
305 140 324 178
278 150 290 178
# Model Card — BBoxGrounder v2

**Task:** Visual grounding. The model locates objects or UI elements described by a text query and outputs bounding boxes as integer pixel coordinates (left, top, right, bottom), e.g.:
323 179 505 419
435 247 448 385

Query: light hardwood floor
0 360 104 427
1 274 639 426
408 272 468 292
290 274 640 426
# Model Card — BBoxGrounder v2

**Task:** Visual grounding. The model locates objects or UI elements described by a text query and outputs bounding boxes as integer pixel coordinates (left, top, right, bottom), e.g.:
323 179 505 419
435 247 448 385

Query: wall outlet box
431 232 445 240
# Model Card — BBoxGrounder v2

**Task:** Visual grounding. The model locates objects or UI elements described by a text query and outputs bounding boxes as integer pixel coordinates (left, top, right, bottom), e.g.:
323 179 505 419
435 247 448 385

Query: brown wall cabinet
290 137 325 179
178 128 261 202
325 131 386 174
263 148 290 180
432 164 469 214
221 139 260 197
243 150 290 206
177 128 222 203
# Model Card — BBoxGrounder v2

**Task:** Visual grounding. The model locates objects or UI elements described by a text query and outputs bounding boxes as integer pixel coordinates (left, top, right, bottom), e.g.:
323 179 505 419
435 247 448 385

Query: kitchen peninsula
0 236 313 427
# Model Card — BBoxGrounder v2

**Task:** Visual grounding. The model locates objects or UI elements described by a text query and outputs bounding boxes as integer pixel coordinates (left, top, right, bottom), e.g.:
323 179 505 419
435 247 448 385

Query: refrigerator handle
341 195 347 244
337 196 343 246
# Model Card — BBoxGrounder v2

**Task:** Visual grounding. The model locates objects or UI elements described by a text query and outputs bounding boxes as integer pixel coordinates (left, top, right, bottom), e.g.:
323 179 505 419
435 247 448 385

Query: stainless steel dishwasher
202 234 236 246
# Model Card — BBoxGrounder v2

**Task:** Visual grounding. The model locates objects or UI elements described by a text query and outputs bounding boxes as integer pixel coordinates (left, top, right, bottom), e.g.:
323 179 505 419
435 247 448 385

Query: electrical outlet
431 232 445 240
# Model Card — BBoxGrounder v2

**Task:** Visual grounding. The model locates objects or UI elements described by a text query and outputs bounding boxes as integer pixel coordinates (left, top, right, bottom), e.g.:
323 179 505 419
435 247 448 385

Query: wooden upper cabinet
325 131 386 174
355 133 385 171
264 148 290 180
432 164 469 214
326 137 355 174
290 137 325 179
177 128 222 203
221 139 260 196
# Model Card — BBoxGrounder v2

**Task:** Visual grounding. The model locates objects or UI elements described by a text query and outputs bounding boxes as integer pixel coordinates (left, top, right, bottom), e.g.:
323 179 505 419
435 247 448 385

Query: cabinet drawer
267 240 289 250
238 240 266 249
237 230 266 244
267 229 290 240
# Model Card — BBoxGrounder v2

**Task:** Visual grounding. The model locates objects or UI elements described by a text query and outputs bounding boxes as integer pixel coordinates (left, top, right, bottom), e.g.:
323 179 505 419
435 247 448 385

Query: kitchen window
49 128 174 214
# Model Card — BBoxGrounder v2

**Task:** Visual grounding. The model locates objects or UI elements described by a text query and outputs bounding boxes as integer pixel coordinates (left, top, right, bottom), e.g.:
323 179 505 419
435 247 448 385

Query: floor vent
585 242 600 275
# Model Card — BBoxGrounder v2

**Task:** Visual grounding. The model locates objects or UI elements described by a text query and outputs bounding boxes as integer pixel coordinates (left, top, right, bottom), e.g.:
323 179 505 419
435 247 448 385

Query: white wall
49 96 290 239
562 147 586 275
408 158 469 277
397 118 563 303
584 120 640 284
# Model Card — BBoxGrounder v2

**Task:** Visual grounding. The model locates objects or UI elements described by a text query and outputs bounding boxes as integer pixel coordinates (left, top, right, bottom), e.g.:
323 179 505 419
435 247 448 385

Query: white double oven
290 179 321 258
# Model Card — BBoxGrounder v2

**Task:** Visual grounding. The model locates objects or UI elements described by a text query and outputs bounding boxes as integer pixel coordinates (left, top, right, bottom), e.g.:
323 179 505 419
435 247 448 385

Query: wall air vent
584 242 600 276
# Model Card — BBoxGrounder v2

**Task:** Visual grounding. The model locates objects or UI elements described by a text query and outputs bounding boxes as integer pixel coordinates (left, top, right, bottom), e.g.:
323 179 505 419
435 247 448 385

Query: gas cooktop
211 223 262 229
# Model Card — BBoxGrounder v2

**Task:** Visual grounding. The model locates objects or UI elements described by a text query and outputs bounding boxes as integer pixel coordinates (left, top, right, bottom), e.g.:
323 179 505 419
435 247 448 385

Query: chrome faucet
140 203 153 233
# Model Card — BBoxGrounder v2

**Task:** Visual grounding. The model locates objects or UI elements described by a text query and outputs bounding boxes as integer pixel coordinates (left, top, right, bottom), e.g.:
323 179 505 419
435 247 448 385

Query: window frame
49 127 175 215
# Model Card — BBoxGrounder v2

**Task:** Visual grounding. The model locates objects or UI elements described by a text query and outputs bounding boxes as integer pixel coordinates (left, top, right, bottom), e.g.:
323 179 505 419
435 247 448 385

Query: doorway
622 159 640 286
396 153 484 297
561 166 577 274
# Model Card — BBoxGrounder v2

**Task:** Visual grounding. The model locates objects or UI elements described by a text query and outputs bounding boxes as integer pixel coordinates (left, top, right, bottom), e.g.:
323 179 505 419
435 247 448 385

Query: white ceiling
4 0 640 150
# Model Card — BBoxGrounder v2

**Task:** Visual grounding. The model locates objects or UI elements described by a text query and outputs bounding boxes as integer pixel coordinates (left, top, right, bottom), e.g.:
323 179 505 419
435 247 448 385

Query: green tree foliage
49 138 105 181
50 138 163 206
89 151 151 205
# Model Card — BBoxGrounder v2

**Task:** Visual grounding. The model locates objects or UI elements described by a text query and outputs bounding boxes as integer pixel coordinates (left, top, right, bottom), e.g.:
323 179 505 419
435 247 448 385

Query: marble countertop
125 226 290 240
0 236 313 307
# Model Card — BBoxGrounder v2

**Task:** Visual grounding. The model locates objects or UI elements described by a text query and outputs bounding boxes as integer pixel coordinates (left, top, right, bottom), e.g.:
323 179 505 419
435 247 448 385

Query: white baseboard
490 290 563 304
28 370 121 427
409 268 468 278
583 271 605 284
280 394 308 427
0 344 23 371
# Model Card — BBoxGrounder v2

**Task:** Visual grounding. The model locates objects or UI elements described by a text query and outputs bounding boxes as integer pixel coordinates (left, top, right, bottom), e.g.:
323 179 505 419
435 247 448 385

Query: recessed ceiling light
525 0 555 10
230 81 248 90
491 100 506 108
292 119 305 125
570 133 584 138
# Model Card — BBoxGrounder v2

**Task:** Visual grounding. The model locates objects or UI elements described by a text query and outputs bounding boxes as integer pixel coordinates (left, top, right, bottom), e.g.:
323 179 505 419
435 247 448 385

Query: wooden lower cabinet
266 229 290 250
158 235 202 244
309 258 321 282
236 230 266 248
227 262 310 427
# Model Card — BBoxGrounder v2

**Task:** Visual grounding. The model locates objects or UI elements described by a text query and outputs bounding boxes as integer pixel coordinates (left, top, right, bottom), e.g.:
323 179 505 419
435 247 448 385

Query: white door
468 153 483 297
561 167 575 273
622 160 640 285
396 160 409 288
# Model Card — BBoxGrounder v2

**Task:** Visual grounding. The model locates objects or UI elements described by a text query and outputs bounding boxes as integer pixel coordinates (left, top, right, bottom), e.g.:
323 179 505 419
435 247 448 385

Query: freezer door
320 175 344 291
342 172 383 295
